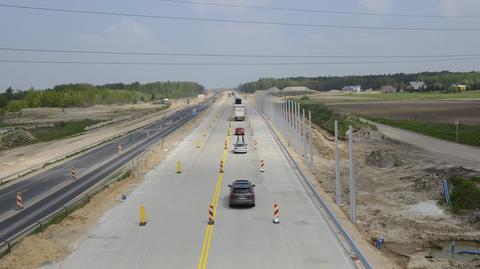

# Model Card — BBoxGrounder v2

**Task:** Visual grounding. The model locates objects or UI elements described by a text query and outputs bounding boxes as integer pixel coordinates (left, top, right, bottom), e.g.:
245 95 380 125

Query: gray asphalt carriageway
0 98 213 242
50 96 356 269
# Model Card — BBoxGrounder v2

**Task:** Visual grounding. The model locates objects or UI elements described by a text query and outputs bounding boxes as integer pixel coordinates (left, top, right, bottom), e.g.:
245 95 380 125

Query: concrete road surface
48 97 355 269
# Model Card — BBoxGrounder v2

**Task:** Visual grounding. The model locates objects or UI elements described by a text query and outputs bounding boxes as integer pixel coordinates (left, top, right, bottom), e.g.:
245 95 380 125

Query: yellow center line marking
197 127 230 269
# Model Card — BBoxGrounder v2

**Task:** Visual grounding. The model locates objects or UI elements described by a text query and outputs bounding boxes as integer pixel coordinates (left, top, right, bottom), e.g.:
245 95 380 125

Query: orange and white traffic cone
273 204 280 224
260 160 265 172
208 204 215 225
16 192 24 210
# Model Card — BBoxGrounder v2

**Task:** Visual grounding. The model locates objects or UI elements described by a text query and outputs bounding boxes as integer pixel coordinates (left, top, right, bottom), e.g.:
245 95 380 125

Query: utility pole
348 125 356 223
335 120 341 205
455 120 459 144
309 110 313 170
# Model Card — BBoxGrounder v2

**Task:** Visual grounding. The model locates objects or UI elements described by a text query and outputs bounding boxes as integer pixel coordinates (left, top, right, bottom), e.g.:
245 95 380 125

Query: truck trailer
233 104 245 121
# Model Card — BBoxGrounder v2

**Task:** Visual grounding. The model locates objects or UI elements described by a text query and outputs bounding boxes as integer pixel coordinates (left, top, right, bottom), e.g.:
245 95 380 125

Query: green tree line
237 71 480 93
0 81 204 114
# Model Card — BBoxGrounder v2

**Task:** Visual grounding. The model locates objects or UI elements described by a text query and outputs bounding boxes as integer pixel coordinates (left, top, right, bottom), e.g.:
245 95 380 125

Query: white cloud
359 0 392 13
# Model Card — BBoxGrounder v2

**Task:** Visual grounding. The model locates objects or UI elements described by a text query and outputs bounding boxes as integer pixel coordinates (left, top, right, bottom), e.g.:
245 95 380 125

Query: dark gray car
228 180 255 207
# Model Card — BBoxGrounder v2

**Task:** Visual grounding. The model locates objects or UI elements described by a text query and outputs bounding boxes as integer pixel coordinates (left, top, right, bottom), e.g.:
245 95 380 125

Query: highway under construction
36 94 370 269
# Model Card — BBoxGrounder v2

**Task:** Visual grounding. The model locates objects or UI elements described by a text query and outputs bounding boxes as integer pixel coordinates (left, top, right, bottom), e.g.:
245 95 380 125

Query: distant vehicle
198 94 205 101
233 142 247 154
162 98 171 105
233 104 245 121
228 180 255 207
235 97 242 105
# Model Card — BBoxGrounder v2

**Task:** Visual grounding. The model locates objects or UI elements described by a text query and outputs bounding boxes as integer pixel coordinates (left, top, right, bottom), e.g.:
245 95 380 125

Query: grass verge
369 118 480 147
449 176 480 213
29 119 104 142
298 100 371 138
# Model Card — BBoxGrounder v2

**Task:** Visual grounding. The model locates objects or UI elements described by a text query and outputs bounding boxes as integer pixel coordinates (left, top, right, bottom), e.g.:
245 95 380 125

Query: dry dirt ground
326 100 480 125
0 97 219 269
311 126 480 269
0 98 199 179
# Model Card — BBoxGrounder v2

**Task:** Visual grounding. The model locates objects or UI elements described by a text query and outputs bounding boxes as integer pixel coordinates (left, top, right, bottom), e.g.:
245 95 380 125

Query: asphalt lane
49 97 355 269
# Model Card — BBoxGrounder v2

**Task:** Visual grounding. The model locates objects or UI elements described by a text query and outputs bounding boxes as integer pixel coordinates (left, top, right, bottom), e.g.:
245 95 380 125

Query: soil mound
0 129 37 150
366 149 402 168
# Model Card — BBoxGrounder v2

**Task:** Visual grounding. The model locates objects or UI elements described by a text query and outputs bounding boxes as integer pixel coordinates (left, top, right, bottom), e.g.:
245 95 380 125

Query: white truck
233 104 245 121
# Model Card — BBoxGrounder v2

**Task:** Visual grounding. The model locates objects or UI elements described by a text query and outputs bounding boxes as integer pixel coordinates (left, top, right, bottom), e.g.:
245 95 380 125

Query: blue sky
1 0 480 90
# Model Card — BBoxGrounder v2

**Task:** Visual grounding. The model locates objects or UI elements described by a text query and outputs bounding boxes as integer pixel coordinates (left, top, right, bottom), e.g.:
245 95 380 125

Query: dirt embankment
0 97 217 269
311 125 480 269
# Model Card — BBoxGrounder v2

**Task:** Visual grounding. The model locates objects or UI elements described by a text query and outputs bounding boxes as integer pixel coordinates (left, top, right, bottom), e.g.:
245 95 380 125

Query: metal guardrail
0 98 213 257
252 97 374 269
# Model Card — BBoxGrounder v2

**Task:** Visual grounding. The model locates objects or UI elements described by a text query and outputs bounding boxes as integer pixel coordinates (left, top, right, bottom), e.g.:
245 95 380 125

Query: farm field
325 100 480 125
304 90 480 104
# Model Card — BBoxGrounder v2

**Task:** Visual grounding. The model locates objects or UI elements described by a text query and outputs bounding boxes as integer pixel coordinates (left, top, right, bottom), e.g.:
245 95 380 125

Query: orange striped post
251 128 254 136
273 204 280 224
224 140 228 150
260 160 265 172
16 192 24 210
71 167 78 180
208 204 215 225
254 140 258 149
219 160 224 173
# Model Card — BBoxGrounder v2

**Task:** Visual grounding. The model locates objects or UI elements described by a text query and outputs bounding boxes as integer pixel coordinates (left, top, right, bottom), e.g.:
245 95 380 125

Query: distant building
451 84 467 92
342 85 361 93
381 85 397 93
406 81 427 91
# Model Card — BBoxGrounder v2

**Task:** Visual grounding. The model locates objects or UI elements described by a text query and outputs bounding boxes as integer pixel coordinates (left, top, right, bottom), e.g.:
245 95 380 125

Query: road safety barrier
219 160 224 173
224 140 228 150
260 160 265 172
273 204 280 224
208 204 215 225
71 167 78 180
251 128 254 136
254 97 374 269
16 193 23 210
197 138 201 148
177 161 182 174
139 205 147 226
203 128 206 137
254 140 258 149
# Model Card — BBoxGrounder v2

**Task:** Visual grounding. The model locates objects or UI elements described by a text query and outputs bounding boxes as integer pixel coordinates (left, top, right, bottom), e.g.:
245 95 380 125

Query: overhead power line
1 4 479 31
1 47 480 59
157 0 480 19
1 57 480 65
